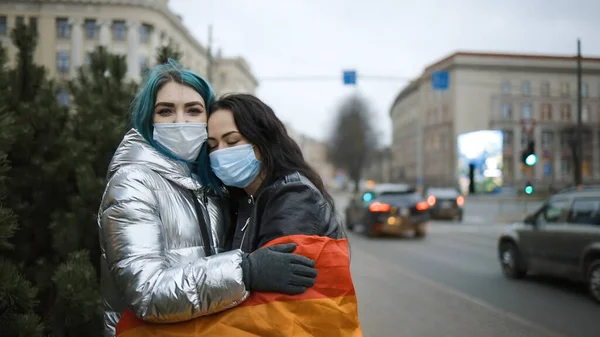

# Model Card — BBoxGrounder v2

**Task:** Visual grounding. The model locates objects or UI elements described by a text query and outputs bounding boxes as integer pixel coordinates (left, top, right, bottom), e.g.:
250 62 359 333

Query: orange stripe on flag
116 235 362 337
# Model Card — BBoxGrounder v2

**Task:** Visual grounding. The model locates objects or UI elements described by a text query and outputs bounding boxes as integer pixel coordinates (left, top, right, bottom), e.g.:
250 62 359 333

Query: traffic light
524 181 534 195
521 139 537 166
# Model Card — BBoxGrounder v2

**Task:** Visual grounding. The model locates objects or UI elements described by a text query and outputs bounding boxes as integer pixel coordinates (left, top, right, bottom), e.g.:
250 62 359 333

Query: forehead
208 109 237 133
156 81 203 103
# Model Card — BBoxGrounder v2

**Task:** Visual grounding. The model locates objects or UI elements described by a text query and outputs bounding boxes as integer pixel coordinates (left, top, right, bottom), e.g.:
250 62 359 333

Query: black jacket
230 172 343 253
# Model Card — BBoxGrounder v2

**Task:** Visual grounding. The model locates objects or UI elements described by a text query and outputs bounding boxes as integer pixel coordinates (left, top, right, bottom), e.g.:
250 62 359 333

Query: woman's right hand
241 243 317 295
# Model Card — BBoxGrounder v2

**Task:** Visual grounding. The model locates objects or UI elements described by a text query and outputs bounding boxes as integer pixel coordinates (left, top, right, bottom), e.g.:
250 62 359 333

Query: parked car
425 187 465 221
497 186 600 303
344 184 430 238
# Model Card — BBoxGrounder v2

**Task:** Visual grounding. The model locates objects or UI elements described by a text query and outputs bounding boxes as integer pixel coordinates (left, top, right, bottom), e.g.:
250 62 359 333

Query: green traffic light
525 154 537 166
524 185 534 194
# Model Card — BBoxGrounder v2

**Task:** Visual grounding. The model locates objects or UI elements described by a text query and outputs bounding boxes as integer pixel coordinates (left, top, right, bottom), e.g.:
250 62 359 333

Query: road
333 194 600 337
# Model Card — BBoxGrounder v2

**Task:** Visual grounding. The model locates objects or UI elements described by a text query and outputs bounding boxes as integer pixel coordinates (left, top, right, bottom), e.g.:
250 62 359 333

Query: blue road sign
343 70 356 85
544 162 552 176
432 71 449 90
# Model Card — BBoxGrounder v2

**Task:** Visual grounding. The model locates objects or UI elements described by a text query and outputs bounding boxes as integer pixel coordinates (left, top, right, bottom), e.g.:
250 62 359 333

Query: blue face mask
209 144 262 188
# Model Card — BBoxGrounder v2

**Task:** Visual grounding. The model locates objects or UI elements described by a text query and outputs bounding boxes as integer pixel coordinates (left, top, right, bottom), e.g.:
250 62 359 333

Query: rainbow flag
116 235 363 337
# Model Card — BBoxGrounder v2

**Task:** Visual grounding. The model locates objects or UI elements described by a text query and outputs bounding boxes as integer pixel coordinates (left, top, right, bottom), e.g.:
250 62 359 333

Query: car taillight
369 202 391 213
427 195 436 206
416 201 429 211
456 196 465 207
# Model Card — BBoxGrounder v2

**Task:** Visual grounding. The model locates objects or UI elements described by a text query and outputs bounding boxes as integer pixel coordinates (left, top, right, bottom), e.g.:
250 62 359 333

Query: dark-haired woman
205 93 344 255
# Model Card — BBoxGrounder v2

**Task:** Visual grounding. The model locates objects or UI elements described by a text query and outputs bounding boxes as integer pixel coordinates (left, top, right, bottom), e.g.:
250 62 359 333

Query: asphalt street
333 194 600 337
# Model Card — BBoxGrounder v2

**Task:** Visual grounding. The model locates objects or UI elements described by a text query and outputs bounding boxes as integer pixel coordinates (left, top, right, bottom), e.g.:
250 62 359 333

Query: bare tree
328 94 378 192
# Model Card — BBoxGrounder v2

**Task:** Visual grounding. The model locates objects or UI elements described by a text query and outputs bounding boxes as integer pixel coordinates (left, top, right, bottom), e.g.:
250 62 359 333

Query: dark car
425 187 465 221
344 184 430 238
497 186 600 303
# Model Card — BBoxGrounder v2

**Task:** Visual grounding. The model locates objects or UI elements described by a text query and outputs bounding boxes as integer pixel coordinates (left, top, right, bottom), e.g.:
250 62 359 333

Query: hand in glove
241 243 317 295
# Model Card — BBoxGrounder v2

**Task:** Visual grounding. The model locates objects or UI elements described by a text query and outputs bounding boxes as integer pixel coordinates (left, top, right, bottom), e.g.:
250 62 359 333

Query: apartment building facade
390 52 600 190
286 124 336 188
0 0 258 97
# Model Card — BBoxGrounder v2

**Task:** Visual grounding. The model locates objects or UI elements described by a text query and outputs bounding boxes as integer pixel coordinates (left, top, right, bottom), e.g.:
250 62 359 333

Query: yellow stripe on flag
116 235 362 337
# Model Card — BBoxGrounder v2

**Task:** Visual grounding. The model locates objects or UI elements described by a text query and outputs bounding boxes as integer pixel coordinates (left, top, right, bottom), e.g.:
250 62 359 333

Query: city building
390 51 600 190
0 0 258 96
286 123 336 188
363 147 393 184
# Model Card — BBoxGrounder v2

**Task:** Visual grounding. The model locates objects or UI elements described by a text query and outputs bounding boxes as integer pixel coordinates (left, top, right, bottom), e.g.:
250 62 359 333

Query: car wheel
415 227 426 238
499 241 526 279
587 260 600 304
453 213 463 222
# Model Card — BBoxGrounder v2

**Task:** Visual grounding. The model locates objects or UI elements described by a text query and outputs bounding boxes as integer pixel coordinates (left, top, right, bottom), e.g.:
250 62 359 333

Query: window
503 130 513 146
561 82 570 97
560 104 571 121
567 197 600 225
541 131 553 148
57 89 70 106
561 158 571 176
139 55 149 76
540 103 552 121
521 131 529 148
521 81 531 96
501 81 511 94
85 19 97 39
16 16 24 26
583 105 590 122
541 81 550 97
29 17 37 31
536 198 569 225
56 18 69 38
521 103 532 120
113 20 126 41
582 83 589 98
139 24 151 43
0 16 6 35
85 52 93 70
501 104 512 119
57 51 70 73
560 133 569 148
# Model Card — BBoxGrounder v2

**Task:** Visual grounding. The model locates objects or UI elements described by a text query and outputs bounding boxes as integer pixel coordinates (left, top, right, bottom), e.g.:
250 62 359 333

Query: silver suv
497 186 600 303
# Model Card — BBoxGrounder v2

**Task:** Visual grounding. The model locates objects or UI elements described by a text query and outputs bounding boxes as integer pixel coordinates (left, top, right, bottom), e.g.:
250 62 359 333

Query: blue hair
130 59 224 195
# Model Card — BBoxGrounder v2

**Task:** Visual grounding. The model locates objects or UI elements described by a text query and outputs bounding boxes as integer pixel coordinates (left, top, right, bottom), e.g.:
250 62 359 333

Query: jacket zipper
239 195 254 250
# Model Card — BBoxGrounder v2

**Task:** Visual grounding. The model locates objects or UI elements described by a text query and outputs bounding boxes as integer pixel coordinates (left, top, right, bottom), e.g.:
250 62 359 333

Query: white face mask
152 123 207 161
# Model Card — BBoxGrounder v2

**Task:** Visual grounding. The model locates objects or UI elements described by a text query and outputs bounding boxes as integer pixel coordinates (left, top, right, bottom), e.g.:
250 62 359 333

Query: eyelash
157 108 204 116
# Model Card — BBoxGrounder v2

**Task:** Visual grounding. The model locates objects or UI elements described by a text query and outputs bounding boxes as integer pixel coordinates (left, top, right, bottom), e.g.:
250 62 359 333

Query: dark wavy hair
200 94 335 211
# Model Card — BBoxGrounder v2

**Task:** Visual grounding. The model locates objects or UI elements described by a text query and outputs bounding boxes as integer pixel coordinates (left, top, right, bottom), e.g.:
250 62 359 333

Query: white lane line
355 248 569 337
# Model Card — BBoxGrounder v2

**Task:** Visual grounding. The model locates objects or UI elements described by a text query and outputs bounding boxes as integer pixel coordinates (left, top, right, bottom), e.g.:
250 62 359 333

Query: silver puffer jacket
98 129 249 337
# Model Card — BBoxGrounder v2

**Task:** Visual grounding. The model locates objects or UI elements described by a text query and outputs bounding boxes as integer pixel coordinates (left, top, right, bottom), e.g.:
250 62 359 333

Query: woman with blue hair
98 61 317 337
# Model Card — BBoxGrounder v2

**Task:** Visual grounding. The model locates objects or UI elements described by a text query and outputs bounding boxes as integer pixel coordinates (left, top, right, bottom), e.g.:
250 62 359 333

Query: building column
98 19 111 47
514 125 522 182
534 127 543 182
593 130 600 180
69 18 84 77
150 27 161 65
126 20 140 81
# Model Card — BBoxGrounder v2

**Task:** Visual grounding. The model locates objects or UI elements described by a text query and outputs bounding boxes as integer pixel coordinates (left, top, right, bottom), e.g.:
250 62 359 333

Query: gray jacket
98 129 248 337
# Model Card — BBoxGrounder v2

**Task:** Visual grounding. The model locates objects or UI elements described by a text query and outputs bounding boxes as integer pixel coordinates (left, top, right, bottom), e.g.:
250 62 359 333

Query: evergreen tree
156 41 183 65
4 21 74 325
48 46 137 335
0 42 45 337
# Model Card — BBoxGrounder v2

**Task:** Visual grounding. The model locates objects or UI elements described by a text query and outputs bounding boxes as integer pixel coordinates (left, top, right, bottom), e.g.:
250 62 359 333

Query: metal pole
576 39 583 186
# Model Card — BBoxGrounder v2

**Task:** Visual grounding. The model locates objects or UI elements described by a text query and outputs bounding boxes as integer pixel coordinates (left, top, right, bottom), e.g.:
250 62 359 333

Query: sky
169 0 600 146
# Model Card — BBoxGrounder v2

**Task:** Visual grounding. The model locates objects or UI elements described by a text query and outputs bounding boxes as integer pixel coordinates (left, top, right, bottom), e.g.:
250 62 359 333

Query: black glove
241 243 317 295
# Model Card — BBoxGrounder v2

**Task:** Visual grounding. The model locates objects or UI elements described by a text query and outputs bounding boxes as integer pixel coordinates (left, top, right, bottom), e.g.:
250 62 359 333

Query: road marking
356 248 569 337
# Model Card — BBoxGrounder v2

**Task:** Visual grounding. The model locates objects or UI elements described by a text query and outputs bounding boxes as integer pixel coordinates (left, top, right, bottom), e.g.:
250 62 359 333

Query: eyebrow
154 101 205 108
207 131 240 140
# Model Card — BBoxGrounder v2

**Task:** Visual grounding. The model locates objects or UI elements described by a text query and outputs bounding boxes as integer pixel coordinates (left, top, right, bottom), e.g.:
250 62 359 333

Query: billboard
457 130 503 195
